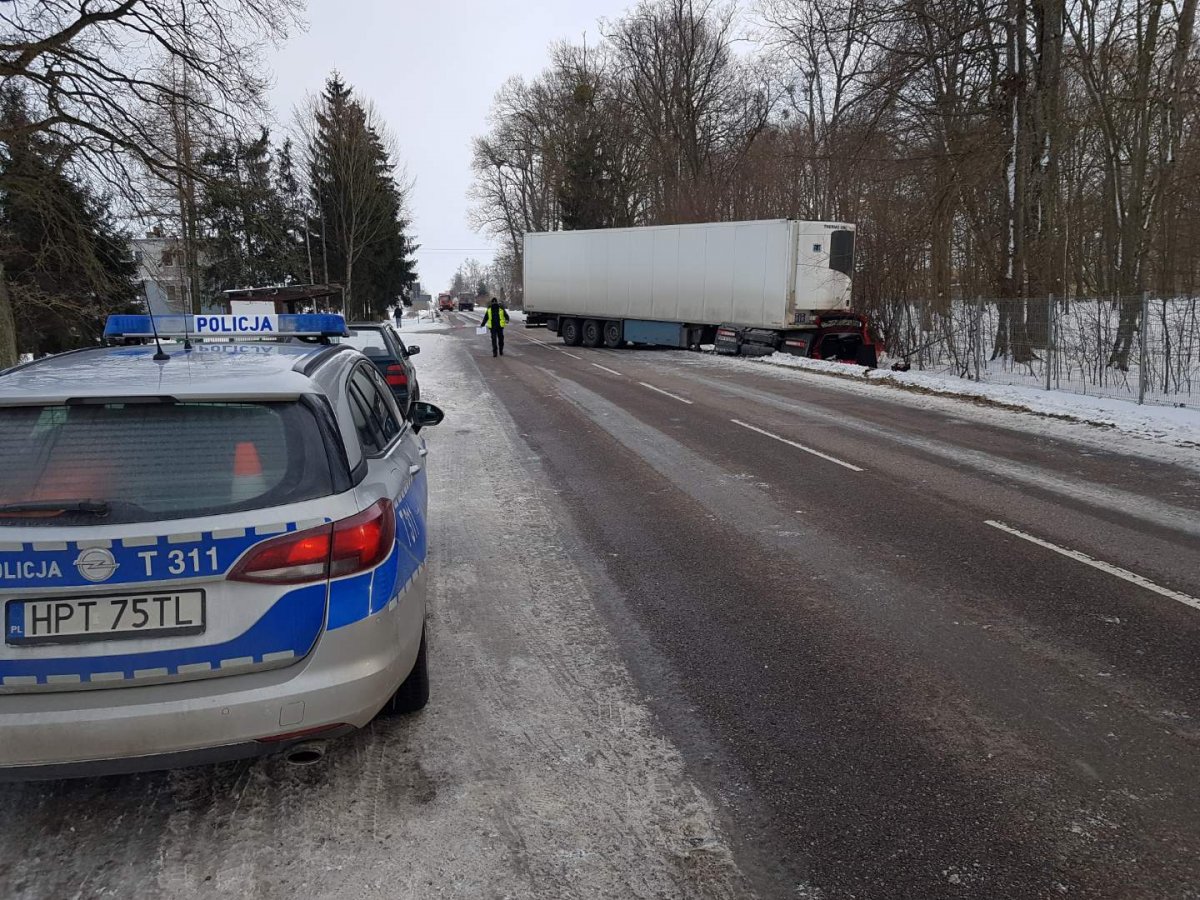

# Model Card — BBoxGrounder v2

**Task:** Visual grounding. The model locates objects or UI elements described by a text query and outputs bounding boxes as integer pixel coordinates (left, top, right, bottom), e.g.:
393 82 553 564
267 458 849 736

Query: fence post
1138 290 1149 405
1045 293 1054 391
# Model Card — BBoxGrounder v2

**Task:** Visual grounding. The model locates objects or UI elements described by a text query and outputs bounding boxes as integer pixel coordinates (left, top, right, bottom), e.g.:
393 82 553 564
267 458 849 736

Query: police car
0 313 444 779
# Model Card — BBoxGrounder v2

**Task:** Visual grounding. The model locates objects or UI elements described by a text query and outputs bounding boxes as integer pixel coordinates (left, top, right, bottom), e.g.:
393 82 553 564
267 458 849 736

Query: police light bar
104 313 349 340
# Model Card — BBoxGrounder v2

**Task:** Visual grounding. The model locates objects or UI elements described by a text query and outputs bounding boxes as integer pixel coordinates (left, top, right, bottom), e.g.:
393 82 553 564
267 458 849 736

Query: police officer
481 297 509 357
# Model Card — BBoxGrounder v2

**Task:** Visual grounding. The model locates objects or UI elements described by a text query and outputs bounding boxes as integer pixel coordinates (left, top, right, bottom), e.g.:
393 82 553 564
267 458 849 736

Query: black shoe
493 352 497 357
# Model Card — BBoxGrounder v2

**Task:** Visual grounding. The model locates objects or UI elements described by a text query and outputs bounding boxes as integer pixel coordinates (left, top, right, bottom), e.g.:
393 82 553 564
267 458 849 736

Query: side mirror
407 345 420 356
410 401 444 433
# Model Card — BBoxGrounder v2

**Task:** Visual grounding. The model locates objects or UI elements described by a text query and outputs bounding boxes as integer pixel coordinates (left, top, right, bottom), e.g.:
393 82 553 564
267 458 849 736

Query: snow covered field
880 295 1200 407
730 352 1200 451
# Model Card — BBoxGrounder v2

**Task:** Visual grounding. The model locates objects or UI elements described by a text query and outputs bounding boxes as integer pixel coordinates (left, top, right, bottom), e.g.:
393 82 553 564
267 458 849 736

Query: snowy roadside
393 311 452 334
726 352 1200 450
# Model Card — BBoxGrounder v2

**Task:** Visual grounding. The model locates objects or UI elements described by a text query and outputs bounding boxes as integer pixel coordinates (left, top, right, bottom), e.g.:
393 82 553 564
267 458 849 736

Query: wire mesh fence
873 294 1200 407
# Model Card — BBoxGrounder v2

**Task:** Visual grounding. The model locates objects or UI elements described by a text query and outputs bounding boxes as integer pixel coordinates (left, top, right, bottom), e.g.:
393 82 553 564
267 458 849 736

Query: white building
131 233 208 315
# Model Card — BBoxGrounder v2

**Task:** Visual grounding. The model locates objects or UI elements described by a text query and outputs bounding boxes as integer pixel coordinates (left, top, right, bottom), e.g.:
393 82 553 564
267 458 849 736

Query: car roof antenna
148 313 170 361
181 312 193 351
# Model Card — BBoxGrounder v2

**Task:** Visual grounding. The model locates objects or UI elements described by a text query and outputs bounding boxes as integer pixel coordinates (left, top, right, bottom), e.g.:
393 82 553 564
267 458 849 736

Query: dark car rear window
0 401 334 525
343 329 398 359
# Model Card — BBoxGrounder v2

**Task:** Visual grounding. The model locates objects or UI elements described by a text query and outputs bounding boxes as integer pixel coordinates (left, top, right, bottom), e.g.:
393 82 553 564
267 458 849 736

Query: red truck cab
716 310 880 367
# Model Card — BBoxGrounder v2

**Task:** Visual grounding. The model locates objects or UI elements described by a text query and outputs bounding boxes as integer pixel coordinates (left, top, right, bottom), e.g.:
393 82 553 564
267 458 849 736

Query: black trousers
491 328 505 355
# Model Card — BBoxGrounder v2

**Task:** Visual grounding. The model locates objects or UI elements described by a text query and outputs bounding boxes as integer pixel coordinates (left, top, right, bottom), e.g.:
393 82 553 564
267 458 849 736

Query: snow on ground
734 352 1200 450
393 310 452 334
0 332 752 900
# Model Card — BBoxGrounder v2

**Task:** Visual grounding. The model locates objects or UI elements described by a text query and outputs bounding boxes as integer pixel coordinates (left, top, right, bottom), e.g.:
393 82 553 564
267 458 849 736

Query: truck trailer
523 219 878 364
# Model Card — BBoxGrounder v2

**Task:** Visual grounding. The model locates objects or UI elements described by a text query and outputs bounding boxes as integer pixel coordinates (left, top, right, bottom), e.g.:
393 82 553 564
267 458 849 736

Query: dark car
342 323 421 413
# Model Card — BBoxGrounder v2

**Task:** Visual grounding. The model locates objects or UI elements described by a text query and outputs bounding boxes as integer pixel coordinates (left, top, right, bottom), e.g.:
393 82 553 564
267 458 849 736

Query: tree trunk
1108 0 1165 368
1025 0 1065 349
0 263 16 369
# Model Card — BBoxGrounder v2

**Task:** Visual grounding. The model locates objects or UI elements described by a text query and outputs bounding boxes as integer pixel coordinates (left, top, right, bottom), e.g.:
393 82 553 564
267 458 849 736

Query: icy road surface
441 310 1200 899
0 334 752 900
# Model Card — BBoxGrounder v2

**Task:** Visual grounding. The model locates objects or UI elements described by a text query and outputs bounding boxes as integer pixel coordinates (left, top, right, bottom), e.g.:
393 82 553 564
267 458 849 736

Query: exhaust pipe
284 740 328 766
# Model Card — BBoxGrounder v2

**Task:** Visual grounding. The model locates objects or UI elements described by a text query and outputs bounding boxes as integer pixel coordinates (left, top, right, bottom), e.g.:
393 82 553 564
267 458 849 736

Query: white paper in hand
476 326 487 336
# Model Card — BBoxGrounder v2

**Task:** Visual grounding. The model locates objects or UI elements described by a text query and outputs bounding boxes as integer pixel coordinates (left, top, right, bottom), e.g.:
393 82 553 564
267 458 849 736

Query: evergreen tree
306 73 417 319
274 139 311 283
198 127 306 294
0 88 137 356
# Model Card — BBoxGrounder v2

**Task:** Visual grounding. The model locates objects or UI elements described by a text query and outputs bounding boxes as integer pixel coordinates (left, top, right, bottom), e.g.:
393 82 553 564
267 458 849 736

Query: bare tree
607 0 775 221
0 0 301 365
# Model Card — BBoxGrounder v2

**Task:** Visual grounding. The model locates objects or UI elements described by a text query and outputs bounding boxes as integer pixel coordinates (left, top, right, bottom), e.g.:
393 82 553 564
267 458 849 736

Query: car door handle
408 464 422 476
418 448 428 457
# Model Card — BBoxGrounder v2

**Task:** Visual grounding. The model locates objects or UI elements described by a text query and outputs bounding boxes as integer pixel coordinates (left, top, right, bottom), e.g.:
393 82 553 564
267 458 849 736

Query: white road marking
517 333 584 359
640 382 694 405
984 520 1200 613
730 419 864 472
592 363 624 377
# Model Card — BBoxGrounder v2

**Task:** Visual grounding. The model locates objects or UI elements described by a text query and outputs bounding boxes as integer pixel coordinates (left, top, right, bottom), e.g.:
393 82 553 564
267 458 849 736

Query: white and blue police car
0 313 444 779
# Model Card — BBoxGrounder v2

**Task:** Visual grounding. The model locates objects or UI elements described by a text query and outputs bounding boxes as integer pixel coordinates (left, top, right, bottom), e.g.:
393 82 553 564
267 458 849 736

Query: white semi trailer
523 219 877 362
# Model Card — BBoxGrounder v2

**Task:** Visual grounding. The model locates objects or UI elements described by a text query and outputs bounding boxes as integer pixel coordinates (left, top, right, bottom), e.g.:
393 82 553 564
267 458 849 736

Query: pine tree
198 127 306 294
0 88 137 356
274 139 311 283
306 73 417 319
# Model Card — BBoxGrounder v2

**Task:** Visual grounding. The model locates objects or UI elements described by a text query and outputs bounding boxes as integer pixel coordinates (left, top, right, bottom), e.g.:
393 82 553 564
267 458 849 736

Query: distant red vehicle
437 293 455 312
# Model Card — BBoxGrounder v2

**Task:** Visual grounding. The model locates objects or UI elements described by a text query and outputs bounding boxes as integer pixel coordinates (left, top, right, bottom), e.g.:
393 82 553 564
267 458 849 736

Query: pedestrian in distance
481 298 509 357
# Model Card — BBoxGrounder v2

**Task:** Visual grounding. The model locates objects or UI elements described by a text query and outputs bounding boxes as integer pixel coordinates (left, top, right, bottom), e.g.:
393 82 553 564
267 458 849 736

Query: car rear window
343 330 393 358
0 401 334 526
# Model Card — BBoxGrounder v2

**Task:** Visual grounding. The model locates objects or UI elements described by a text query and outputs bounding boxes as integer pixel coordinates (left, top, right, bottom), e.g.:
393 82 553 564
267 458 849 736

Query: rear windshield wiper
0 500 111 516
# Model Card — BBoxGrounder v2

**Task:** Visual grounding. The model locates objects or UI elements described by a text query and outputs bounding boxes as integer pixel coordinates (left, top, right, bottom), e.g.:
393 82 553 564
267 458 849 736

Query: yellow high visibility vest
483 306 509 329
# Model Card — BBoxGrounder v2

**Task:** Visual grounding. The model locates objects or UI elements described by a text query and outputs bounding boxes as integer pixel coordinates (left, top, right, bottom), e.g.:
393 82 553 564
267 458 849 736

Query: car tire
561 318 583 346
582 319 602 348
602 320 623 348
386 627 429 714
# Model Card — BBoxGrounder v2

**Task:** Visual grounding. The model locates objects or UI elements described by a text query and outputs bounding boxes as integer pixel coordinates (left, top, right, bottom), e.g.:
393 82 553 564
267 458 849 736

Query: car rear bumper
0 572 425 780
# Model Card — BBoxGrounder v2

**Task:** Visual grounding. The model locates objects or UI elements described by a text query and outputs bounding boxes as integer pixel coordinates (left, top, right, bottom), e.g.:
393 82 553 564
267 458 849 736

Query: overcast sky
267 0 637 296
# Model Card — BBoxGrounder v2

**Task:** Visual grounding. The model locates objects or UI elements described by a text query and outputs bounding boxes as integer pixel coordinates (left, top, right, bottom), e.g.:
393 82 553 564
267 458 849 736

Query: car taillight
229 499 395 584
385 364 407 387
330 499 395 577
229 524 332 584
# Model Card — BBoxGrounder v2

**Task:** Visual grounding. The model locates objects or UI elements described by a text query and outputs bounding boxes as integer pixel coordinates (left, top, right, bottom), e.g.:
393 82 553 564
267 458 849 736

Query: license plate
6 590 206 646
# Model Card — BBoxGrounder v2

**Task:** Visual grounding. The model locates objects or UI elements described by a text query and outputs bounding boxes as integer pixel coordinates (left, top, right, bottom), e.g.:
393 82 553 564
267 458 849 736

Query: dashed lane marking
984 520 1200 613
640 382 694 405
591 363 624 377
730 418 864 472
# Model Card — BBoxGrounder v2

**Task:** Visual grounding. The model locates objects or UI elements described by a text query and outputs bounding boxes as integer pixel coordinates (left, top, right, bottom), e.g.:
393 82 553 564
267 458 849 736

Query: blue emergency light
104 313 349 340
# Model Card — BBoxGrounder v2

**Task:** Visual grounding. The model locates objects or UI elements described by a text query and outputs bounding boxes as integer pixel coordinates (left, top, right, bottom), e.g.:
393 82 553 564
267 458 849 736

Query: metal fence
873 294 1200 406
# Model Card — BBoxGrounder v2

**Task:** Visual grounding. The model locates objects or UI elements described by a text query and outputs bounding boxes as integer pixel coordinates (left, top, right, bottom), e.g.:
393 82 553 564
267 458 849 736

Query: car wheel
582 319 602 347
386 627 429 714
561 318 583 346
602 320 623 348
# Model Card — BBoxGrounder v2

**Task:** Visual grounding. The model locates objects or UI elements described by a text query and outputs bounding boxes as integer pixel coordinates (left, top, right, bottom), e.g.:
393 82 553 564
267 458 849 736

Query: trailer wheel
561 318 583 346
582 319 603 348
602 320 624 348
